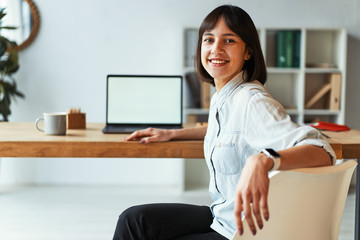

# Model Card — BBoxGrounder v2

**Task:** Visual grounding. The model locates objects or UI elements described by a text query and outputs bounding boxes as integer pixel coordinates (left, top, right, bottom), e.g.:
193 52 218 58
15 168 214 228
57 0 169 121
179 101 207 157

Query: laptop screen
106 75 182 125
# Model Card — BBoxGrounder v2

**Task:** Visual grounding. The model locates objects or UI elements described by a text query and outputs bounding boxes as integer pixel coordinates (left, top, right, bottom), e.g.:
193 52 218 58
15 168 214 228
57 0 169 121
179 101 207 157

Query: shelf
286 109 300 115
305 68 341 73
267 67 301 73
304 109 340 115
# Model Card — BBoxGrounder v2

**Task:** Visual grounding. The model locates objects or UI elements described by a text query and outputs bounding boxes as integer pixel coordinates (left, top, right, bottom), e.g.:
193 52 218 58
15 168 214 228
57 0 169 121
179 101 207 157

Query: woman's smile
208 58 230 65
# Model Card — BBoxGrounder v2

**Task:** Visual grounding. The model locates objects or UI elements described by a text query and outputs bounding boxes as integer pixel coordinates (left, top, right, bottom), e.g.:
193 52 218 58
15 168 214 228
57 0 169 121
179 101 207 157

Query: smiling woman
0 0 40 51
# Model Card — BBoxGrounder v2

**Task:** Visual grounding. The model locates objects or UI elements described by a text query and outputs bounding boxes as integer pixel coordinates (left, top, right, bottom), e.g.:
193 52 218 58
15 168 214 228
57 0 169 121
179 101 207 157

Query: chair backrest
232 160 357 240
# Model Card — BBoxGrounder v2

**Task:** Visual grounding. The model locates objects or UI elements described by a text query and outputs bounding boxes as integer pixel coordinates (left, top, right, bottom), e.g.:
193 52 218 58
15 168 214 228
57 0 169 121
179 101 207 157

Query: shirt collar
213 71 246 110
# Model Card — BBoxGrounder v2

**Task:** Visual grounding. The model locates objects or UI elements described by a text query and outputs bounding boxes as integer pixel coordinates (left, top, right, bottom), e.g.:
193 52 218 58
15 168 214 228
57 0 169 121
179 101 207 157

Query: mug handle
35 117 45 132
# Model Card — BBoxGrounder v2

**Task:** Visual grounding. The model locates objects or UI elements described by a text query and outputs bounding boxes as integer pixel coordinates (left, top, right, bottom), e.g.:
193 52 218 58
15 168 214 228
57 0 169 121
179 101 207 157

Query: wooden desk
0 122 204 158
1 122 359 159
1 122 360 239
325 129 360 159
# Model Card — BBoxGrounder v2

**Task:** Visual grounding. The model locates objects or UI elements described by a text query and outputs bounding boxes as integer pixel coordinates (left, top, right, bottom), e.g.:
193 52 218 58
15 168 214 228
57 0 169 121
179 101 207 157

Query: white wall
1 0 360 186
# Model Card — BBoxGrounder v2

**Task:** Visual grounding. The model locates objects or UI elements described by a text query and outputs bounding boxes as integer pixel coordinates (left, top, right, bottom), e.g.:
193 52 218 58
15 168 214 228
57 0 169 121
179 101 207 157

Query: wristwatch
260 148 281 171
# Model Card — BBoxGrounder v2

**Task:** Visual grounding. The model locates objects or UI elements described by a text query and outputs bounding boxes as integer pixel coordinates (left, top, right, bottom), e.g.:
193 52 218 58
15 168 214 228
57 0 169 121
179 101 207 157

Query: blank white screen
107 76 182 124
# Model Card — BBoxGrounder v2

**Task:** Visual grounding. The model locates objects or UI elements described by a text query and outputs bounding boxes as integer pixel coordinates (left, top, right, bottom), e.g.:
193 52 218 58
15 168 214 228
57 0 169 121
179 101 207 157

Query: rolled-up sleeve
292 126 336 165
244 90 336 165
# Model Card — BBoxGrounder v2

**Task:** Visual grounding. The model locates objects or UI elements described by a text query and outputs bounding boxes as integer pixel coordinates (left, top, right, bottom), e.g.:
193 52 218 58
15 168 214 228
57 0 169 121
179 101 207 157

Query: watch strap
260 148 281 171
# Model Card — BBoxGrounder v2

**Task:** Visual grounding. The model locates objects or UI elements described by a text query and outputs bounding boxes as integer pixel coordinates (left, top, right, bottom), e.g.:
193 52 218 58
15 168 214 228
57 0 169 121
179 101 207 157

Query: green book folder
293 30 301 68
277 31 286 67
284 31 294 68
277 31 295 68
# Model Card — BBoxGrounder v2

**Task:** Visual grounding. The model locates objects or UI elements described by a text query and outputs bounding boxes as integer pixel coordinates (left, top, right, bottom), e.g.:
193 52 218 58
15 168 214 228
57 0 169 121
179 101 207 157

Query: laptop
102 75 183 133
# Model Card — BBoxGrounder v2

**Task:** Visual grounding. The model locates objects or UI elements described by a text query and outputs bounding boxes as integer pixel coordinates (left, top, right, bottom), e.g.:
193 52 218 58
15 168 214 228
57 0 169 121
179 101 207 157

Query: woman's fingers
260 195 270 221
234 195 244 235
252 194 263 230
243 196 257 235
124 128 170 143
139 135 160 144
124 129 150 141
235 192 267 236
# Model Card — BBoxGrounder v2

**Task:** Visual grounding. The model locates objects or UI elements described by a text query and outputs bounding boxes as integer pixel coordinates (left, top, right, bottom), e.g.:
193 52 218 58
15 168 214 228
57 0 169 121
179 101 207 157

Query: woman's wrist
168 129 177 140
258 153 275 172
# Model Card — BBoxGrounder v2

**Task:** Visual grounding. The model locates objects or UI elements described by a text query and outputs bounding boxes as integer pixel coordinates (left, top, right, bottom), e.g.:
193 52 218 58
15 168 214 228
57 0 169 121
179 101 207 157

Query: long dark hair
196 5 267 86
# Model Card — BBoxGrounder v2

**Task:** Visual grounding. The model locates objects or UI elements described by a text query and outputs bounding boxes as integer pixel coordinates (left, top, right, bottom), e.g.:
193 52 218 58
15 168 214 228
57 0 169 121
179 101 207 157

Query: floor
0 184 355 240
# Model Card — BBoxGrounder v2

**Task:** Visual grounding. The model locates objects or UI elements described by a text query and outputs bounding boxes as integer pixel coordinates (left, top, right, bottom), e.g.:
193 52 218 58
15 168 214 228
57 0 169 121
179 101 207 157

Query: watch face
265 148 281 157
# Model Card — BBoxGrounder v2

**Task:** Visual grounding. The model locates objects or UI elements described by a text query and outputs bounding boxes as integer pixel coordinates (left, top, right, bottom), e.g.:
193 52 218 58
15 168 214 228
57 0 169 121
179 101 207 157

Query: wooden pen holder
67 112 86 129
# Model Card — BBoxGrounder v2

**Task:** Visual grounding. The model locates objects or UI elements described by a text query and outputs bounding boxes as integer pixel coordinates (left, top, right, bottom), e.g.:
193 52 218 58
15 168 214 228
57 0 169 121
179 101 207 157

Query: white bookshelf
183 27 347 125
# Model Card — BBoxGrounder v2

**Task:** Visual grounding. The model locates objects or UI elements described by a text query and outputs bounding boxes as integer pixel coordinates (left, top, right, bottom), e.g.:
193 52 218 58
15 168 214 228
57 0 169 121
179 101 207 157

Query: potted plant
0 8 24 121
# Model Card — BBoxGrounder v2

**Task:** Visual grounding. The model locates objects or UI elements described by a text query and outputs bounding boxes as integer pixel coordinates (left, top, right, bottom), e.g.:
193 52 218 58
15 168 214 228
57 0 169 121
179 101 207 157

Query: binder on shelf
277 30 301 68
284 31 294 68
329 73 341 110
293 31 301 68
277 31 287 67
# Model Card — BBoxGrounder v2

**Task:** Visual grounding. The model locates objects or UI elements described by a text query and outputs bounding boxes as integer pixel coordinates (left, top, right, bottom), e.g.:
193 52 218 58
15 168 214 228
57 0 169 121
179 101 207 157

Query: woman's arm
277 144 332 170
124 126 207 144
234 145 332 236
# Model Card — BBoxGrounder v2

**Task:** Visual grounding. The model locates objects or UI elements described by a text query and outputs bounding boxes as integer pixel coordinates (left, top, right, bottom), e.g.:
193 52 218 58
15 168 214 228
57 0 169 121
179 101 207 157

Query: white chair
232 160 357 240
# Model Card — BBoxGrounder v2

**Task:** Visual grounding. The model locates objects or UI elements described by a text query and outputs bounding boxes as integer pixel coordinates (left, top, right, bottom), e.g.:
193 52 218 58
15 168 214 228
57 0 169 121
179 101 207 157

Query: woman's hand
234 145 332 235
234 153 273 236
124 128 174 144
125 126 208 143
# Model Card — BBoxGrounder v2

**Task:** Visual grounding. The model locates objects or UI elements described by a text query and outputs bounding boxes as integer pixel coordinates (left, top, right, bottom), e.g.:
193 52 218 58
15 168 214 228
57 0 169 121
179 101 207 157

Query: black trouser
112 203 228 240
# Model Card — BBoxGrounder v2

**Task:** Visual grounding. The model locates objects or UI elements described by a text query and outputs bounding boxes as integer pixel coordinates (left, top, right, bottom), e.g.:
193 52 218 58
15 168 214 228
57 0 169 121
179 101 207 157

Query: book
277 30 301 68
284 31 294 68
293 30 301 68
311 121 350 131
277 31 287 67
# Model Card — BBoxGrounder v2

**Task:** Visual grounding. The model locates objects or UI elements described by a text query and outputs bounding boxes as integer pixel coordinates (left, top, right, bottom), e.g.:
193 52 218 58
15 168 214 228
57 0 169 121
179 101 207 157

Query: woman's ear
245 47 252 60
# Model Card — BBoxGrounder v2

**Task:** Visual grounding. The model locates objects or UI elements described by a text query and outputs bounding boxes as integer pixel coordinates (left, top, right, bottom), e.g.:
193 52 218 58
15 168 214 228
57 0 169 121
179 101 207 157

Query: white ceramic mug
35 112 67 135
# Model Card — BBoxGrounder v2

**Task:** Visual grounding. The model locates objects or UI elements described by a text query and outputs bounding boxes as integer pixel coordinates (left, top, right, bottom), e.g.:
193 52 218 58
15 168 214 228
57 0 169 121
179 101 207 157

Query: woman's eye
225 39 235 43
203 38 213 43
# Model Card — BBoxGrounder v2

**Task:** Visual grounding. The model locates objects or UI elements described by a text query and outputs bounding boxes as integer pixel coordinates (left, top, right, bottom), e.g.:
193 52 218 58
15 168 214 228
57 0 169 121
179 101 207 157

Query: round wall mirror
1 0 40 51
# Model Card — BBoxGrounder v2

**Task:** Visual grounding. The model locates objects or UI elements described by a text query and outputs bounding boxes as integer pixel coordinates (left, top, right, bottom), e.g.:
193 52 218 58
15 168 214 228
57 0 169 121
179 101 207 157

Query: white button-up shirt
204 72 335 239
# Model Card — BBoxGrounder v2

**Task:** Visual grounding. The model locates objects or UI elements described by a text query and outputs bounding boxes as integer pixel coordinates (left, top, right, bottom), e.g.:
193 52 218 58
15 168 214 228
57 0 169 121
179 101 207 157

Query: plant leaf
0 26 17 30
0 37 8 56
0 100 11 121
0 8 6 20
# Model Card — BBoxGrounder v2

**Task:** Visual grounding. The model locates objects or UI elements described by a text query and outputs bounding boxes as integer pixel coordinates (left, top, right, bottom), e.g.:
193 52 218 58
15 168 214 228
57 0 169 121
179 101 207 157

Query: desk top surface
0 122 203 158
1 122 360 159
0 122 128 142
